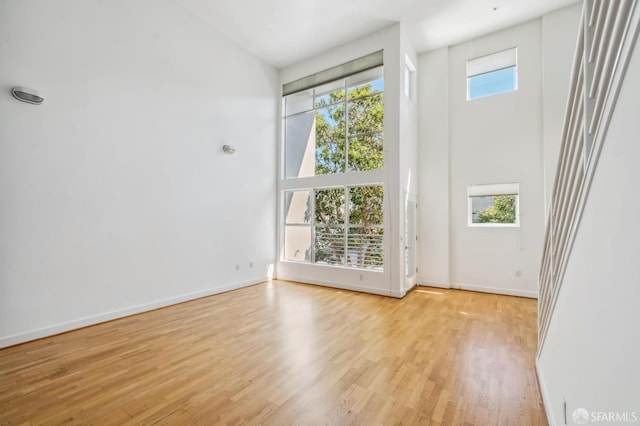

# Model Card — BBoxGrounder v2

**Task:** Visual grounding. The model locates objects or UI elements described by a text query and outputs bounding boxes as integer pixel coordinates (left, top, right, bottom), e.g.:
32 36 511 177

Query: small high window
468 183 519 227
404 54 416 100
467 48 517 100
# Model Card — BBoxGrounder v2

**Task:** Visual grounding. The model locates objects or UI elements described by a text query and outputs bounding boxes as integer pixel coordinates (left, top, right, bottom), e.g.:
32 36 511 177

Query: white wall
537 38 640 425
542 3 583 213
277 25 410 297
448 20 544 298
417 10 580 298
417 47 450 288
0 0 278 348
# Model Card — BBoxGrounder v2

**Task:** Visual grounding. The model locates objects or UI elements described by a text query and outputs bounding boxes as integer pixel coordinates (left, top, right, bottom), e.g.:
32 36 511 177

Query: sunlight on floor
416 289 443 295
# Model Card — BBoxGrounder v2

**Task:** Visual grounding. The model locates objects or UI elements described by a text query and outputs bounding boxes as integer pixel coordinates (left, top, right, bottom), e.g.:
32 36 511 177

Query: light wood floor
0 281 547 425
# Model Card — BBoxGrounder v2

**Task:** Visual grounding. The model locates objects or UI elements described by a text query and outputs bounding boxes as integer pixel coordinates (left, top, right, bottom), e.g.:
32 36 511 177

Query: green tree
313 82 384 267
478 195 517 224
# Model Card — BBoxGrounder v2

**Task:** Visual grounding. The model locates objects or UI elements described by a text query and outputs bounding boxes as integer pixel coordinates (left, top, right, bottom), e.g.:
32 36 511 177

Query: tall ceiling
178 0 580 69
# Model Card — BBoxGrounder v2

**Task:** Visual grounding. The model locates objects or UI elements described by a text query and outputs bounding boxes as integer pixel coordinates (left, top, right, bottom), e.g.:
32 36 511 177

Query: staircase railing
538 0 639 354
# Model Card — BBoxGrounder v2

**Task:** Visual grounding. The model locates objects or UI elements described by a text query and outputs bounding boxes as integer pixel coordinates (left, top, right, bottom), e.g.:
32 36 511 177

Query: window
283 190 312 262
281 54 385 271
283 66 384 178
467 48 517 100
283 185 384 270
468 183 519 227
404 54 416 99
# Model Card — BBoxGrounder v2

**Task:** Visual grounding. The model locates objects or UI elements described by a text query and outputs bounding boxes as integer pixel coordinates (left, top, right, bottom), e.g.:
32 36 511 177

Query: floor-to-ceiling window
281 57 385 271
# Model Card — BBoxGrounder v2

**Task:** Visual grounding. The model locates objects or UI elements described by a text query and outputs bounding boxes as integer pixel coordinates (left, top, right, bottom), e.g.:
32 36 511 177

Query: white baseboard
389 289 405 298
0 277 267 349
536 358 555 426
276 275 402 298
452 282 538 299
418 281 450 289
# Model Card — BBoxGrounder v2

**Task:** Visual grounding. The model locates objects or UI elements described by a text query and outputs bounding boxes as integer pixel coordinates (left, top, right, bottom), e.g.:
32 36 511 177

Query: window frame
282 66 384 180
280 62 386 272
467 183 520 228
404 54 416 100
466 47 518 101
282 184 384 271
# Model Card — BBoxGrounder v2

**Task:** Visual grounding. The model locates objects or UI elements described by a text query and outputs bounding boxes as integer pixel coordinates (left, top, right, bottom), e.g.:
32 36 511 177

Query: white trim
279 169 385 191
467 183 520 227
0 277 268 349
418 281 451 289
468 221 520 228
276 274 402 298
389 289 405 298
418 281 536 298
279 260 385 274
536 359 555 426
453 282 538 299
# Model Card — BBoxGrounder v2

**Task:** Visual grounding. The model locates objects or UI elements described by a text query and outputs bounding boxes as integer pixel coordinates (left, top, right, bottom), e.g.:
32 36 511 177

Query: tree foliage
477 195 517 224
314 84 383 174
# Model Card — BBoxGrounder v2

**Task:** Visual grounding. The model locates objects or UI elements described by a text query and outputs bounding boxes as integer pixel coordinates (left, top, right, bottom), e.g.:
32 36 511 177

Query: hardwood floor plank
0 281 547 425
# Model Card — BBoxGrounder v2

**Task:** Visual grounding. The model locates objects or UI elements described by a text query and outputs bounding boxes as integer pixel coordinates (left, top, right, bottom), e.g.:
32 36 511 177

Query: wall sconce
222 145 236 155
11 87 44 105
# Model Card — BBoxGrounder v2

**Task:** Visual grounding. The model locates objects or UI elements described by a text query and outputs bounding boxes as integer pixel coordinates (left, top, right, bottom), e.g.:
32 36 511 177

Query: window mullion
344 79 349 174
344 186 349 266
349 130 383 139
311 189 316 263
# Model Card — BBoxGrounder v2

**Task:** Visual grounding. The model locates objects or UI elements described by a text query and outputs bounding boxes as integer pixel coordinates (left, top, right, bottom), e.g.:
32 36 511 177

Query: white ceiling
178 0 580 69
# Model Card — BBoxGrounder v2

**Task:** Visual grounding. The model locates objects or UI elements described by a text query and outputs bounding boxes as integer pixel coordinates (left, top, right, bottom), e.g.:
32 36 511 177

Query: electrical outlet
236 264 240 271
359 274 363 281
249 262 253 268
515 270 522 277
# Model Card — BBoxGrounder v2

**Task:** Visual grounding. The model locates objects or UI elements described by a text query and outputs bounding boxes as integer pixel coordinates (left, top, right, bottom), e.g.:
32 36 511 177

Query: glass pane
314 187 346 266
314 226 345 266
315 105 345 175
284 191 311 224
347 93 383 136
348 133 383 172
315 188 345 224
285 112 316 178
470 195 517 224
285 89 313 116
349 186 383 225
347 66 384 96
315 80 345 108
284 226 311 262
347 227 383 270
468 66 517 100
